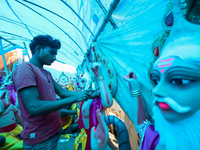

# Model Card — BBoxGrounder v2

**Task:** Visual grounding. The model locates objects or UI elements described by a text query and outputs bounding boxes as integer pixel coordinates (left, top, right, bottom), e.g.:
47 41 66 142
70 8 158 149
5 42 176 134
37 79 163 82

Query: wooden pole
0 38 8 75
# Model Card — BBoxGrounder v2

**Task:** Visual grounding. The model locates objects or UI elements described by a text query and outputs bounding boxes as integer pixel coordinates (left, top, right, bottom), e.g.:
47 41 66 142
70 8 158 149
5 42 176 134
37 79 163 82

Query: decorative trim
139 120 152 149
96 52 102 62
162 1 174 32
151 32 168 59
180 0 187 17
58 72 69 85
0 122 17 133
148 62 154 84
102 57 108 67
107 67 113 78
97 76 104 81
108 81 113 92
131 90 141 97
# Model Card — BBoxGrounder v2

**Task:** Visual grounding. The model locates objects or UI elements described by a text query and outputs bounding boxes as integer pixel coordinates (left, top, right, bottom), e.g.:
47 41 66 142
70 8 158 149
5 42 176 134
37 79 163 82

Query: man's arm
19 86 91 117
123 73 148 136
53 81 80 98
53 81 97 98
59 109 77 118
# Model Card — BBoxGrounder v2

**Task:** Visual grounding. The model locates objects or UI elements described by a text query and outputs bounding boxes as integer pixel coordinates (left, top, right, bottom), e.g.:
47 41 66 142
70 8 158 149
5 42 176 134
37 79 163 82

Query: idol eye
171 79 190 85
152 79 160 86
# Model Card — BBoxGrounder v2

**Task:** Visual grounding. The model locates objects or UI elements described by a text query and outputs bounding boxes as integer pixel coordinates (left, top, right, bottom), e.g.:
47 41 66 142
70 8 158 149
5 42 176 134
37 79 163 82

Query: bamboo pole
0 38 8 75
92 0 121 42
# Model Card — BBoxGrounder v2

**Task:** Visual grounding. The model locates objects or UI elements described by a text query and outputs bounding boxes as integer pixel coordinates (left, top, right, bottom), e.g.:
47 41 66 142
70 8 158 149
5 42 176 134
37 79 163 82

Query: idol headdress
156 0 200 65
153 1 200 149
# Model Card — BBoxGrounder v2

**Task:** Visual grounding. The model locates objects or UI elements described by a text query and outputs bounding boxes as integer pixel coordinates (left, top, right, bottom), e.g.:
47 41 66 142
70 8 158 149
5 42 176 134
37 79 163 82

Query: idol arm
12 104 23 124
91 109 109 150
91 63 113 108
123 72 148 136
4 63 18 85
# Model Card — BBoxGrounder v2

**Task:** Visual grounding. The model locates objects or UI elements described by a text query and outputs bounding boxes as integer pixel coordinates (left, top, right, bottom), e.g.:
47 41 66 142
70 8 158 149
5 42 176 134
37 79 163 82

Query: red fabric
12 62 62 145
0 122 17 133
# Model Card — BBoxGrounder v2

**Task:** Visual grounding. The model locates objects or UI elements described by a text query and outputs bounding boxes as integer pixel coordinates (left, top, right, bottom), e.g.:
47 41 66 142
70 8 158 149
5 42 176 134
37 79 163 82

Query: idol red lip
158 102 171 109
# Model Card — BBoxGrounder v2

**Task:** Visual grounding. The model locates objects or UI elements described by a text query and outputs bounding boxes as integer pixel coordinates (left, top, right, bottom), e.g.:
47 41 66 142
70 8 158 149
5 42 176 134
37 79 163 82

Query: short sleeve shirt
12 62 62 145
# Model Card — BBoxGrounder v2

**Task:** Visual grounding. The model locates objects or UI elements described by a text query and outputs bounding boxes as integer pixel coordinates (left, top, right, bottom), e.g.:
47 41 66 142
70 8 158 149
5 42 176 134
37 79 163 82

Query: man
12 35 94 150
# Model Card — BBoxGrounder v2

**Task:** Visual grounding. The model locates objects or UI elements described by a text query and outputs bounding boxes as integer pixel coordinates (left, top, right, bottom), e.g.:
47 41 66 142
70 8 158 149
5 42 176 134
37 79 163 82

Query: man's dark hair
29 35 61 54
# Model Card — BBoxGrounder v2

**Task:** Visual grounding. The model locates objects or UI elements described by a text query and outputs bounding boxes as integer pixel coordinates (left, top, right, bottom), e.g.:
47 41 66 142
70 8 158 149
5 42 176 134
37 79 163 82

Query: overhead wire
60 0 94 36
6 0 34 37
19 0 89 48
16 0 85 54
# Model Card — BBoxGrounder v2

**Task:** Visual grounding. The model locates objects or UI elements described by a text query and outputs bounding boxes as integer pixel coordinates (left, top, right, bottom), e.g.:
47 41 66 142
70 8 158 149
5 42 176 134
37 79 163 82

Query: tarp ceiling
1 0 171 128
0 0 120 66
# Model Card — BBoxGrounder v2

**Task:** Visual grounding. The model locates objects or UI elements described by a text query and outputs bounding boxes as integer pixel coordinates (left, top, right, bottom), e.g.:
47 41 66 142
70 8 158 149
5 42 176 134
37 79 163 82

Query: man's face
151 56 200 122
39 46 57 65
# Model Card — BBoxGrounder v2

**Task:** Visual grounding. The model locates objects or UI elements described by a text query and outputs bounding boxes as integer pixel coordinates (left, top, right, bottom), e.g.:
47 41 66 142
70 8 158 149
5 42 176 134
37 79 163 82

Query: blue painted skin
150 0 200 147
90 109 131 150
104 115 131 150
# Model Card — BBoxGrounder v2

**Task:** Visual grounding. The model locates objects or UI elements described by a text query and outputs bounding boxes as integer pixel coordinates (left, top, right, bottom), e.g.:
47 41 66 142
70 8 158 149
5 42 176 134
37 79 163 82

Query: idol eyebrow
164 66 196 75
151 70 160 76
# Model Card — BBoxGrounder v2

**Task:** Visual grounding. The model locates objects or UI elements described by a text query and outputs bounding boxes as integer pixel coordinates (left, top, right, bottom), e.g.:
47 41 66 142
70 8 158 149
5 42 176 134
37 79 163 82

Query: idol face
151 56 200 122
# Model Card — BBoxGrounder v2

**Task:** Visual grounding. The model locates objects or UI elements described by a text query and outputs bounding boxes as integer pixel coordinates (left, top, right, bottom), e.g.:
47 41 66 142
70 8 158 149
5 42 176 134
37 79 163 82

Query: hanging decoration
58 72 69 85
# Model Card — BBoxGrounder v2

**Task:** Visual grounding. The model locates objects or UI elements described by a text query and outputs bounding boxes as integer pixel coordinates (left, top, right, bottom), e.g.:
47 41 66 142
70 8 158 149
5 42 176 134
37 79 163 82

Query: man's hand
123 72 140 91
90 89 100 99
88 87 100 99
74 89 95 102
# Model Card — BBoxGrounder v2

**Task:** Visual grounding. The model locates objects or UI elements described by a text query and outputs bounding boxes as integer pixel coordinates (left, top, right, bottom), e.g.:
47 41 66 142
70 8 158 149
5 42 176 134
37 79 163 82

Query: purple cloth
6 85 16 105
79 98 102 150
141 125 160 150
0 76 3 82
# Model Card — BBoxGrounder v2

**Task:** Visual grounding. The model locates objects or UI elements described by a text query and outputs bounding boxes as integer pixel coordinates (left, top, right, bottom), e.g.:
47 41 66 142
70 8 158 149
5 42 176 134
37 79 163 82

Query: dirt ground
57 133 118 150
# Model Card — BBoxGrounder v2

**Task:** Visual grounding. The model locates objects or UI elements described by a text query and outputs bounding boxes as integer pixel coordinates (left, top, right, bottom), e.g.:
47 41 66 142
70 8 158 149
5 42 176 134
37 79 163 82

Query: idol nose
152 80 169 98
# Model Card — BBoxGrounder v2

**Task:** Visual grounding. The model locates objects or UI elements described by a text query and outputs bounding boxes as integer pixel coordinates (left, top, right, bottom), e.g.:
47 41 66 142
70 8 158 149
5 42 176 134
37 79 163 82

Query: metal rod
6 0 33 37
0 36 15 46
0 38 8 75
0 45 22 55
95 0 118 29
61 0 94 37
93 0 121 42
23 42 30 60
16 0 85 54
19 0 89 48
